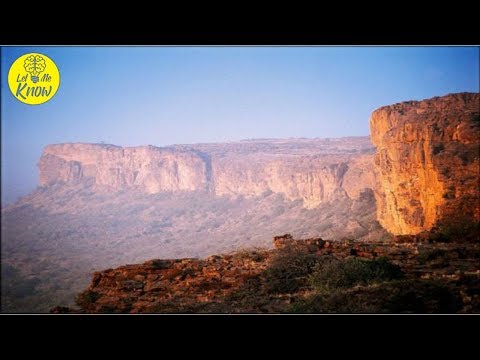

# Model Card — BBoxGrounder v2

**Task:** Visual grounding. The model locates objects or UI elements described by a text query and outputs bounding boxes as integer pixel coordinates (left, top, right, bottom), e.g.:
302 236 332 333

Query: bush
231 248 268 262
432 220 480 242
446 221 479 239
290 288 383 313
290 280 461 314
417 248 449 264
75 290 101 309
385 280 460 313
264 247 321 294
309 257 404 292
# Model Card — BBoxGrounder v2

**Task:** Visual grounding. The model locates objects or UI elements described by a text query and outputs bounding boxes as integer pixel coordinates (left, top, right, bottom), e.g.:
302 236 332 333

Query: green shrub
432 220 480 242
309 257 404 292
290 280 461 314
417 248 449 264
385 280 461 313
231 248 268 262
264 247 321 294
428 231 450 243
289 288 382 313
445 221 479 239
75 290 101 309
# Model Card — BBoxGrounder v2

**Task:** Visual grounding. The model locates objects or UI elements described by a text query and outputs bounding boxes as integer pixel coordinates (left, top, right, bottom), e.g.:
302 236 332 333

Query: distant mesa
38 137 376 209
39 144 210 194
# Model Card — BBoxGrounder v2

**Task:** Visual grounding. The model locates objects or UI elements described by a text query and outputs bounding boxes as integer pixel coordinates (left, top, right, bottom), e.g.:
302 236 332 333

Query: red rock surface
67 235 480 313
370 93 480 235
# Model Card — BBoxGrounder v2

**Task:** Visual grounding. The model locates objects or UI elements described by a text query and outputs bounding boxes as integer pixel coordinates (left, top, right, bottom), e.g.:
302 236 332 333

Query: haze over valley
2 136 387 312
2 47 478 313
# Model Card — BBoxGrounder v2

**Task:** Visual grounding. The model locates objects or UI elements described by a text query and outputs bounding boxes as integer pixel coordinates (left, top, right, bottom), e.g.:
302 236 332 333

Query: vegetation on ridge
64 231 480 314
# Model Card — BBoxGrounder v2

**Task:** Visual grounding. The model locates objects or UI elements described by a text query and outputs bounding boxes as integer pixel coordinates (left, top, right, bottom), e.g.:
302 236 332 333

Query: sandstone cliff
211 154 374 208
370 92 480 235
39 143 210 193
38 137 375 207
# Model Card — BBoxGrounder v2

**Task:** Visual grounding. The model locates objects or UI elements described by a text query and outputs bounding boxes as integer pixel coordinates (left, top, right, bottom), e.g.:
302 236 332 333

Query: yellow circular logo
8 53 60 105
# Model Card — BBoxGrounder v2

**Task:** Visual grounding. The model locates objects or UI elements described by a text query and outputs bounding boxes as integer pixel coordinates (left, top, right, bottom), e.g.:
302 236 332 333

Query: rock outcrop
38 138 376 207
370 92 480 235
61 235 480 313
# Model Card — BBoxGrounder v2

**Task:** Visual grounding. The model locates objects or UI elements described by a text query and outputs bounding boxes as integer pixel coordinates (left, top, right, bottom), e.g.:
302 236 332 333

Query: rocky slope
56 235 480 313
38 137 375 208
370 93 480 235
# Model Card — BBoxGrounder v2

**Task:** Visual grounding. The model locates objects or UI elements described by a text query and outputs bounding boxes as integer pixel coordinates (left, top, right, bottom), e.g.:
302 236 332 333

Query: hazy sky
1 46 479 204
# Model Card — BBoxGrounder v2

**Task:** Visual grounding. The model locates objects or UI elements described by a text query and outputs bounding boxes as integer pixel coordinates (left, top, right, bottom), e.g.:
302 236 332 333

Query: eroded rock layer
370 92 480 235
39 144 210 193
38 137 375 207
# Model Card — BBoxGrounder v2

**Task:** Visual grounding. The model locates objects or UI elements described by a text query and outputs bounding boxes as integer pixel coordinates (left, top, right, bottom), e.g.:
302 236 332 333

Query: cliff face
38 138 375 207
39 143 210 193
212 154 374 208
370 92 480 235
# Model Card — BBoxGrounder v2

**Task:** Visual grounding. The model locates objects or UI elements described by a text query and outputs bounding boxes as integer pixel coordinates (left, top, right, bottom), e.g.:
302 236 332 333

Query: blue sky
1 46 479 204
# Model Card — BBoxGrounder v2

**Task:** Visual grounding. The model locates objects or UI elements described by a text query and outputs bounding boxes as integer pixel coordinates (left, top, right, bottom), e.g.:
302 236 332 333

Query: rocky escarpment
39 144 210 193
211 154 374 208
58 235 480 313
370 93 480 235
38 137 375 208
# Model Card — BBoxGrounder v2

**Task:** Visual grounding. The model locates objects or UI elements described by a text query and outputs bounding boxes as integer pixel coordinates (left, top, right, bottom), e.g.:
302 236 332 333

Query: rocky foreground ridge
371 92 479 235
54 234 480 313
